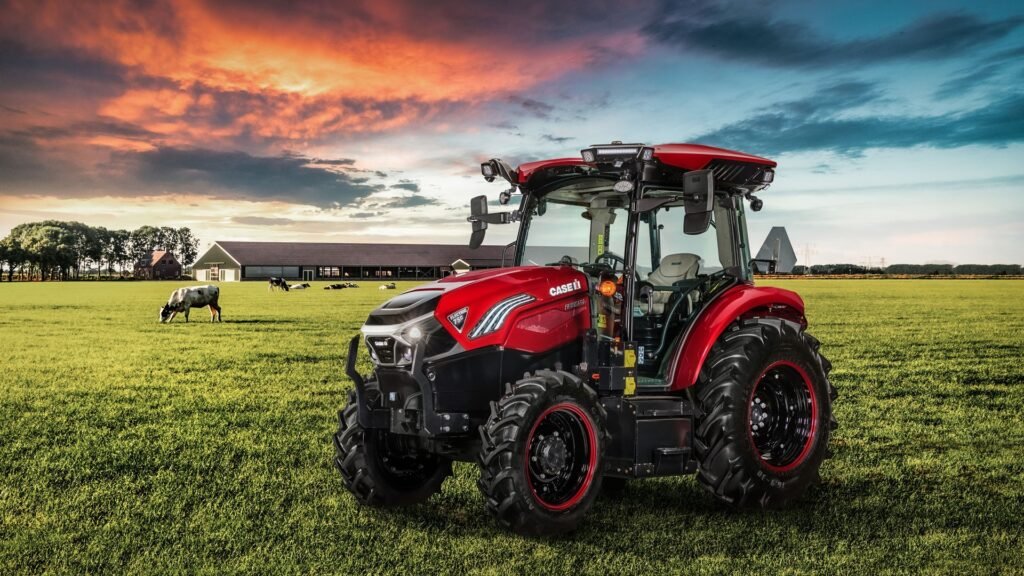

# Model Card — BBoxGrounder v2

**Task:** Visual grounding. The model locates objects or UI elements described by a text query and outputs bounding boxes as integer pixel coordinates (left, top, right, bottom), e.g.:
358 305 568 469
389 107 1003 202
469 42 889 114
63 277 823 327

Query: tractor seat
645 253 701 314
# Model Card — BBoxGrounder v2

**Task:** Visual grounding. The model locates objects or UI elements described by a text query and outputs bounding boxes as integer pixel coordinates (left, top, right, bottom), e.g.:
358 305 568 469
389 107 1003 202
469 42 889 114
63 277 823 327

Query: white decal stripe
469 294 534 338
471 295 526 338
482 295 533 334
472 296 510 336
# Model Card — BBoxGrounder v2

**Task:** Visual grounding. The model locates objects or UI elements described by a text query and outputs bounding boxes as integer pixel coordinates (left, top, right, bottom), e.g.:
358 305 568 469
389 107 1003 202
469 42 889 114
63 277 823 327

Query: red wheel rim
747 360 818 473
524 402 598 511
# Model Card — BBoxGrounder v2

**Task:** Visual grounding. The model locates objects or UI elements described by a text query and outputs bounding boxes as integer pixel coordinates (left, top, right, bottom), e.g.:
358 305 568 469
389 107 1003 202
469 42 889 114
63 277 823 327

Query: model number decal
564 298 586 311
447 307 468 332
549 279 582 297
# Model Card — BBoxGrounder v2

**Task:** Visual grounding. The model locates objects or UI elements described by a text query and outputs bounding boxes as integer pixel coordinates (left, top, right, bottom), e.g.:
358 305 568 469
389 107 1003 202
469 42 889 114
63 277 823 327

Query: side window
642 207 724 277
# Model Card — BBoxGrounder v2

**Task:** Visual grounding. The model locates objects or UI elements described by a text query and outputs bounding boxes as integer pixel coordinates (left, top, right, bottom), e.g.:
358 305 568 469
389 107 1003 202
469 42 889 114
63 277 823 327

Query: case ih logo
549 279 582 297
447 307 469 332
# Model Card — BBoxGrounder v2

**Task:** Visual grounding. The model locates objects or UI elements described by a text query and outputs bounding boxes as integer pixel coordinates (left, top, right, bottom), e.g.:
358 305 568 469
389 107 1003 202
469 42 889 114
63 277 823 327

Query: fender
667 283 806 390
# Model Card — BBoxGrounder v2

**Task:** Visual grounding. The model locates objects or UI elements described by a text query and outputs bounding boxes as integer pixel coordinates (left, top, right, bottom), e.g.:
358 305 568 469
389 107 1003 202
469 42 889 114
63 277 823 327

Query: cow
345 282 359 288
290 283 311 290
268 277 289 292
324 283 347 290
160 285 222 323
379 282 397 290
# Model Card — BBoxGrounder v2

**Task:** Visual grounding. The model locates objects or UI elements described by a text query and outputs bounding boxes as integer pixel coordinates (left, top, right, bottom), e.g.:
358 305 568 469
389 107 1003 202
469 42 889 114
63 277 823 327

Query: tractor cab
470 142 773 388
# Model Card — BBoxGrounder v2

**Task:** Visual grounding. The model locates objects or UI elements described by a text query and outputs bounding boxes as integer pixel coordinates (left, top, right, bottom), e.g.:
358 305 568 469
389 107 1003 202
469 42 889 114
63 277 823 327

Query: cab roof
516 143 776 184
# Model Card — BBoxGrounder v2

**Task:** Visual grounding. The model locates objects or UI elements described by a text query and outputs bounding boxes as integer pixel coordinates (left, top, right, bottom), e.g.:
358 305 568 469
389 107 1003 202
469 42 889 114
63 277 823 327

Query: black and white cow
268 277 289 292
290 283 311 290
160 285 222 323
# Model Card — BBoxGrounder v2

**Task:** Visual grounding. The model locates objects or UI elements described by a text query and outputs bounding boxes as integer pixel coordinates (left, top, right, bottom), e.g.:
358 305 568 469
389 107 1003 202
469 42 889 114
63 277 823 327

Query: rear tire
334 389 451 506
693 317 837 509
477 370 605 536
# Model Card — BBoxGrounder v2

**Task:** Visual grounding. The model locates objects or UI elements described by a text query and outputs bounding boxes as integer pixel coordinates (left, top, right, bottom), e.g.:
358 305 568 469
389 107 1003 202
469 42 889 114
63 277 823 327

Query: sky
1 0 1022 265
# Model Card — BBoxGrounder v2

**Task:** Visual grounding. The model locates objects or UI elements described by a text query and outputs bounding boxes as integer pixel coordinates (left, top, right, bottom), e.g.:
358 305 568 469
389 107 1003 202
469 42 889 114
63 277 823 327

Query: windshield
520 198 628 267
517 187 743 280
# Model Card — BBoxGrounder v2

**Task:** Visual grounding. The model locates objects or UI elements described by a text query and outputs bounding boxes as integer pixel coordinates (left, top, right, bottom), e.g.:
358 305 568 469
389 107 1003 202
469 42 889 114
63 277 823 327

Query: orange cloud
4 0 645 140
0 0 650 211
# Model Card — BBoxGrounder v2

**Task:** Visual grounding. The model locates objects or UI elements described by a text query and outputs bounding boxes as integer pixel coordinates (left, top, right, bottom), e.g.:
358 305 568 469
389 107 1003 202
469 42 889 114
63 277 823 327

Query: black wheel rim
525 403 596 511
749 362 817 472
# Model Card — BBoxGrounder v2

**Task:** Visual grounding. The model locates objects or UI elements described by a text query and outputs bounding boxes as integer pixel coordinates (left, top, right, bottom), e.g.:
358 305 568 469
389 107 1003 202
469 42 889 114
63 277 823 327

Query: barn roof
211 241 509 267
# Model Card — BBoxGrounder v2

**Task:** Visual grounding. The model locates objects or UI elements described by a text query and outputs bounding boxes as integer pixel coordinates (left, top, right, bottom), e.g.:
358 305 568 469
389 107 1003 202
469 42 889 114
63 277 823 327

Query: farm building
134 250 182 280
192 241 508 282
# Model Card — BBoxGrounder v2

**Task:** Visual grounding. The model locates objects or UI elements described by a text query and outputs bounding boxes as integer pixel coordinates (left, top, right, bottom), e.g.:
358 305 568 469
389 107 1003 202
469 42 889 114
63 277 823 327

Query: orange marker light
599 280 617 297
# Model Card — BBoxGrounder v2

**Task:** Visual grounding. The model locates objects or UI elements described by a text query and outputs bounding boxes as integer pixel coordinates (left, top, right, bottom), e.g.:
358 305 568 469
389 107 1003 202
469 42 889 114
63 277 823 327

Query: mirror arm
467 211 517 225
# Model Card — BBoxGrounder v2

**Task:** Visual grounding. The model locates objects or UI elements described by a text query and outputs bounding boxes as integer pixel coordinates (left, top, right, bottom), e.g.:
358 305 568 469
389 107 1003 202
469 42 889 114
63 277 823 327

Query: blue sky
1 0 1022 264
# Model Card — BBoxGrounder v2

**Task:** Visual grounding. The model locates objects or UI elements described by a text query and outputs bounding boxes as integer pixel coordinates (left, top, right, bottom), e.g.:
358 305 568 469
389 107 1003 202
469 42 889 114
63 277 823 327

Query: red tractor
334 142 837 535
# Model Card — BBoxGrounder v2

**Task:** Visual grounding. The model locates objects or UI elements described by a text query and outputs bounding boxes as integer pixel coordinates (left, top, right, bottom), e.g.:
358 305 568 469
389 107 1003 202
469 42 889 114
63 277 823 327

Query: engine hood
370 265 590 351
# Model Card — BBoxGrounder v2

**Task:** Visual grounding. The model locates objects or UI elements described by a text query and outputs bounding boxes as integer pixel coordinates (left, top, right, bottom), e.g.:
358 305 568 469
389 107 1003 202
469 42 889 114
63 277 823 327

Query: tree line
788 263 1022 276
0 221 199 281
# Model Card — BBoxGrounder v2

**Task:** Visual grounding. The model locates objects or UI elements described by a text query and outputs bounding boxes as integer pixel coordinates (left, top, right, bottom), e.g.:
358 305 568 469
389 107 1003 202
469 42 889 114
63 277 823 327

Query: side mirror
683 169 714 235
469 195 488 249
467 195 516 249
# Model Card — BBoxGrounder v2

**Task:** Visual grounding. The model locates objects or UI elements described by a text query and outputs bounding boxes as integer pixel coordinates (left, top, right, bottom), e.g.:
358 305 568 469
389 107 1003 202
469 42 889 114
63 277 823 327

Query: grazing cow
160 285 222 323
290 283 311 290
268 277 289 292
379 282 397 290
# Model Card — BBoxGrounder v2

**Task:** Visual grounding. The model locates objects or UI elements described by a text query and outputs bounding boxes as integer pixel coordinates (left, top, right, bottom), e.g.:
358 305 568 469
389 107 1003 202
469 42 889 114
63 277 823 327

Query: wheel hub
535 434 568 475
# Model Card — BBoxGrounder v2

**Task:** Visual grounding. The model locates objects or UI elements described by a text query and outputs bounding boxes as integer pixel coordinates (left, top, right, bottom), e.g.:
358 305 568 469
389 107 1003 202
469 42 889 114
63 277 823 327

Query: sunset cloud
1 0 1023 263
1 0 647 141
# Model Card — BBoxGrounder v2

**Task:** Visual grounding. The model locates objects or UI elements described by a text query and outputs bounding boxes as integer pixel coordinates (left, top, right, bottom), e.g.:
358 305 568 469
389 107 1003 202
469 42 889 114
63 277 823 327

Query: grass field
1 279 1022 574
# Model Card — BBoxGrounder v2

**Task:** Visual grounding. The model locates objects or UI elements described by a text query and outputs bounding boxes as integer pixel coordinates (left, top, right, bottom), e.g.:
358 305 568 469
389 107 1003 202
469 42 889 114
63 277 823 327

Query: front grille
366 336 396 364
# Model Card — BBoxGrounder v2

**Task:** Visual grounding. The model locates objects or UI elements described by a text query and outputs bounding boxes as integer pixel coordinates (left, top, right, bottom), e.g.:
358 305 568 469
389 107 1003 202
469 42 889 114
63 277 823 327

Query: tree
1 221 205 281
159 226 179 256
953 264 1023 275
83 225 105 279
175 227 199 267
105 229 130 277
129 226 161 267
21 225 77 280
1 234 26 281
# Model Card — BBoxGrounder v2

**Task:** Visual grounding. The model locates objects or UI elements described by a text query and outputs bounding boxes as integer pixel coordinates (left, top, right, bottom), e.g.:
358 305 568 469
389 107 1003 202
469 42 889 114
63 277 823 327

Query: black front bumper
345 334 473 438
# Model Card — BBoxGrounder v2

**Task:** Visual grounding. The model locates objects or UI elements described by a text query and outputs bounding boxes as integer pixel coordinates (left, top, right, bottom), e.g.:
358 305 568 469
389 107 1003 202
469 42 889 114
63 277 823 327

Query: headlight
362 315 458 367
396 342 414 365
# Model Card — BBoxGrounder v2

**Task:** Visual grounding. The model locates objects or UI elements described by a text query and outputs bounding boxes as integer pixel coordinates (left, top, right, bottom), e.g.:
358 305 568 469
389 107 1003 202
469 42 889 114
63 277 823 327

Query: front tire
333 389 451 506
477 370 605 536
694 317 837 509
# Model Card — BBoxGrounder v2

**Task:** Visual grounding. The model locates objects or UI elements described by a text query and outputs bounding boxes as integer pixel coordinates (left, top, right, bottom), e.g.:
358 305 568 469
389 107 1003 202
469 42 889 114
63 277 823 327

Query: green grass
1 279 1022 574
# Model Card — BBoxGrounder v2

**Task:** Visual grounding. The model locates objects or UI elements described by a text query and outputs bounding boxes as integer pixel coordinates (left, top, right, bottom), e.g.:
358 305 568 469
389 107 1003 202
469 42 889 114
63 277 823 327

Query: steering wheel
593 252 625 274
555 255 579 267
